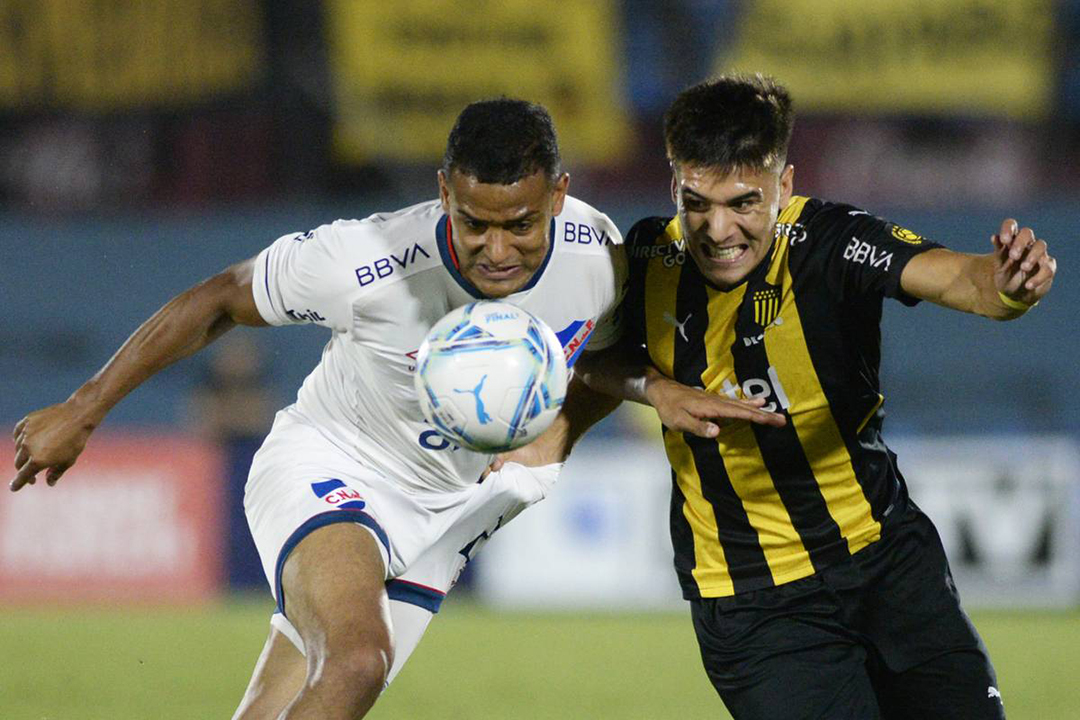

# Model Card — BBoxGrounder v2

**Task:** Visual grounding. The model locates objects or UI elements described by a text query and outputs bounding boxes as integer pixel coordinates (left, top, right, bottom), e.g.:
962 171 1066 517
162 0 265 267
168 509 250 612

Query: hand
10 401 97 491
647 375 786 439
486 434 562 476
992 219 1056 306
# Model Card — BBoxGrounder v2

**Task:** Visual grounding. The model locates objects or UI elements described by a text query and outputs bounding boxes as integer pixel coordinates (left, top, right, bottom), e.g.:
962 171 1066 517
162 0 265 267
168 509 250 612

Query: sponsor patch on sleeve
890 225 924 244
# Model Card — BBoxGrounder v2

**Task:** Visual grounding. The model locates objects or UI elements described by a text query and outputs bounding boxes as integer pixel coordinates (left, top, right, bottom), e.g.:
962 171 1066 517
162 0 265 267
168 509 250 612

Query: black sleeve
807 202 945 307
618 217 668 349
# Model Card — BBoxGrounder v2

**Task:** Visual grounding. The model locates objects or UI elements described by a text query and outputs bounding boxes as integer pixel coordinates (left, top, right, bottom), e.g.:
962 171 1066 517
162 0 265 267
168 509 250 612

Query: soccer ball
414 300 568 453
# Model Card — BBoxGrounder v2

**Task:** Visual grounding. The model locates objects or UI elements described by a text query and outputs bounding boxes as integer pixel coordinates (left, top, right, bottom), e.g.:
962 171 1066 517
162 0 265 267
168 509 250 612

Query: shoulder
780 196 898 253
624 216 679 262
263 201 443 297
782 197 862 237
782 196 943 303
329 200 443 258
555 196 622 251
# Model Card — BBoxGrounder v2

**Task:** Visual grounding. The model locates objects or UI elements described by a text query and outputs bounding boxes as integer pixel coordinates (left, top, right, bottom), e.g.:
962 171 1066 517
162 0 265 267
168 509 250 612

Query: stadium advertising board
890 435 1080 608
326 0 630 164
721 0 1053 120
477 434 1080 610
0 0 263 110
476 437 685 609
0 434 224 603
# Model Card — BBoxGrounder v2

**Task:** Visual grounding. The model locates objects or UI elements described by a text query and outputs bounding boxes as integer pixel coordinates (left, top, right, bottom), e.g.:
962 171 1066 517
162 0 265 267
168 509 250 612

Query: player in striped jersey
579 74 1056 719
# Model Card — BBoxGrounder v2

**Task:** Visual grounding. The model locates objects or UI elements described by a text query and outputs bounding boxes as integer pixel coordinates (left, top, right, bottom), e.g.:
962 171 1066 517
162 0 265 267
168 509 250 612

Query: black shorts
690 504 1005 720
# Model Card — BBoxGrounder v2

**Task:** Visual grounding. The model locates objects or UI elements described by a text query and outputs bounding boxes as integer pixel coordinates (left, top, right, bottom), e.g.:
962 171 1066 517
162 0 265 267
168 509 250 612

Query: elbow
575 344 626 392
573 350 602 389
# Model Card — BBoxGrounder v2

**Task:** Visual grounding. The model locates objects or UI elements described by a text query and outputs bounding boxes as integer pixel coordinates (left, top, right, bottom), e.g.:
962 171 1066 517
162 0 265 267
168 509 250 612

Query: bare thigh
236 522 393 720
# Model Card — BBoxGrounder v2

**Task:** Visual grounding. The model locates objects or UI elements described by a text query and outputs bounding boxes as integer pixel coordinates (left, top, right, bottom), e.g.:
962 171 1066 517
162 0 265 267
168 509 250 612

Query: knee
341 641 394 692
319 638 395 704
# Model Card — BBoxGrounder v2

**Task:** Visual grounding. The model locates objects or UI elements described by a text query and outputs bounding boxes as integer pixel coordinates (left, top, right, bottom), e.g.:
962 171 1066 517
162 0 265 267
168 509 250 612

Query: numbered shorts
245 409 556 651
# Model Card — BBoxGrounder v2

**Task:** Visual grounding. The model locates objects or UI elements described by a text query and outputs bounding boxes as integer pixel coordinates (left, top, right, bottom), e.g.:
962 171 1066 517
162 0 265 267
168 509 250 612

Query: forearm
575 343 667 407
902 250 1026 321
575 343 646 403
521 373 622 463
69 272 251 425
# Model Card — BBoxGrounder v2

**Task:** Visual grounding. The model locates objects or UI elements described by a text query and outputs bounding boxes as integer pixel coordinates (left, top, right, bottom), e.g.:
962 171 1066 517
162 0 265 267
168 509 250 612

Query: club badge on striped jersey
753 287 782 328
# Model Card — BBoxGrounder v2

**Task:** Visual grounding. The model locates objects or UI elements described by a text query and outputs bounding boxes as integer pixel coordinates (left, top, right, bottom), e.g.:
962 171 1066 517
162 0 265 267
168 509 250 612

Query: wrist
997 290 1037 312
533 412 574 461
67 384 111 428
641 369 673 408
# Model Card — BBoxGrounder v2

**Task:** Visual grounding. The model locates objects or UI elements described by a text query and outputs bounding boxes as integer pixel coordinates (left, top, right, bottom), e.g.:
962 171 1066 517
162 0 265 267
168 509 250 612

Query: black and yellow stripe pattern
625 196 936 599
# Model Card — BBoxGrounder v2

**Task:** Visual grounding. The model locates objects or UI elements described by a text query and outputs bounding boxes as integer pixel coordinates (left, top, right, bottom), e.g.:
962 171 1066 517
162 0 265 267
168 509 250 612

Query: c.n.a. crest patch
753 286 782 327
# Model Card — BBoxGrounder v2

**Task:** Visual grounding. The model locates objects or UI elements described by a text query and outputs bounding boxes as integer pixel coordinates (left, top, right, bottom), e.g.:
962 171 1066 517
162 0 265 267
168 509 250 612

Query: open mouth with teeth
701 243 749 263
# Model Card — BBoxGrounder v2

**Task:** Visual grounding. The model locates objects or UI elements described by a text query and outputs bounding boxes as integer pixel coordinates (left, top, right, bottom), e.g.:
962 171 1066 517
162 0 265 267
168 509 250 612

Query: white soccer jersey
252 196 625 493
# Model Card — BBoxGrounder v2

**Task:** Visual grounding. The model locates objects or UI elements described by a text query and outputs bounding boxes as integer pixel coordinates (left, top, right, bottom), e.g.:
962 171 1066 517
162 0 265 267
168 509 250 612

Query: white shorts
245 409 558 657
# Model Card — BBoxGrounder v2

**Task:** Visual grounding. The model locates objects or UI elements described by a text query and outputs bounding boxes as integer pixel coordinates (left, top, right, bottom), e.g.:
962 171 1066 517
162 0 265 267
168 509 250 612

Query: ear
550 173 570 216
669 169 679 207
778 164 795 209
437 170 451 213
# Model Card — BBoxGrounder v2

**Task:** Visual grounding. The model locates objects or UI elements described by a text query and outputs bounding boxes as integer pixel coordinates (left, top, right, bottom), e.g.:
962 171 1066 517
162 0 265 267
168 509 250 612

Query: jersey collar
435 214 557 299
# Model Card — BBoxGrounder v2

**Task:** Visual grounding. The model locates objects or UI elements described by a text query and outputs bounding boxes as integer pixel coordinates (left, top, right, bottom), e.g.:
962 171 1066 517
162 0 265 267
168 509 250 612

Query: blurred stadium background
1 1 1079 717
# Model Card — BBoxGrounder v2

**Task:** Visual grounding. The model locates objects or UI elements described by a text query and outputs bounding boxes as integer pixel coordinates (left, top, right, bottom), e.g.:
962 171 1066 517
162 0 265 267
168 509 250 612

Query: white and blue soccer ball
414 301 568 453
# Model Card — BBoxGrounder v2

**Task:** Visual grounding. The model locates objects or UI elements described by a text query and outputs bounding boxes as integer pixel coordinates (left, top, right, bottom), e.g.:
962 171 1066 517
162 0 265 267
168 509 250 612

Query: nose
482 229 513 264
704 207 736 244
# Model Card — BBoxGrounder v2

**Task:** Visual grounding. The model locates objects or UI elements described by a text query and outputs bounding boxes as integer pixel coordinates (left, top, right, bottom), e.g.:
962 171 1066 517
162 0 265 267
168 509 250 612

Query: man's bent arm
494 361 624 469
11 258 266 491
575 340 786 440
900 218 1056 320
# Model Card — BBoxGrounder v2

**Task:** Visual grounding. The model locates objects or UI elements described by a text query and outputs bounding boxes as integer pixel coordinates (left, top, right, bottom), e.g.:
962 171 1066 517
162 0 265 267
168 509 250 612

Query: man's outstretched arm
11 258 266 491
575 338 786 441
900 218 1056 319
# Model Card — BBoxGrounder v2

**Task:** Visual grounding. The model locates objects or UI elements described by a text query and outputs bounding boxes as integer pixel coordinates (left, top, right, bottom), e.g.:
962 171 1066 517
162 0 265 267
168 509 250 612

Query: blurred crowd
2 0 1078 214
2 0 1076 439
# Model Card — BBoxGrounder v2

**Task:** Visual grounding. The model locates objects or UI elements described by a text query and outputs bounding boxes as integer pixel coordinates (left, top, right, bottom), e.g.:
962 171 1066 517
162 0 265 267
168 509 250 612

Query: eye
463 218 486 232
683 197 708 213
732 198 757 212
511 221 533 234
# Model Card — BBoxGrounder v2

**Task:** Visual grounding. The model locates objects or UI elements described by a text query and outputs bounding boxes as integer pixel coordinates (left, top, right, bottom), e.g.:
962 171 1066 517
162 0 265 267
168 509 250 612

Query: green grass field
2 596 1078 719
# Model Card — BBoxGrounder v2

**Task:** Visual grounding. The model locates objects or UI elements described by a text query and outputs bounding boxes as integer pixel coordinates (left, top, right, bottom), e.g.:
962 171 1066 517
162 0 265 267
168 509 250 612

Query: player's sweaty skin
439 168 568 299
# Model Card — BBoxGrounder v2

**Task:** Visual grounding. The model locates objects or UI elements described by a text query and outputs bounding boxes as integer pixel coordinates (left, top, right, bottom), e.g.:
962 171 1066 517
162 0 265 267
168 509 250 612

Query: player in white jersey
10 99 780 719
253 193 622 498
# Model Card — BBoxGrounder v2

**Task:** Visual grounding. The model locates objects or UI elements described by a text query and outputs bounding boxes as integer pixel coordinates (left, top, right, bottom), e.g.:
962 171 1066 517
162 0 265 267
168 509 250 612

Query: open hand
647 375 786 439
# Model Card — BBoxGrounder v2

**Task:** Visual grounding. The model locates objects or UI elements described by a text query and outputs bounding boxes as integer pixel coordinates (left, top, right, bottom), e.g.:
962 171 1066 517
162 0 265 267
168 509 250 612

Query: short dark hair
664 73 794 174
443 98 562 185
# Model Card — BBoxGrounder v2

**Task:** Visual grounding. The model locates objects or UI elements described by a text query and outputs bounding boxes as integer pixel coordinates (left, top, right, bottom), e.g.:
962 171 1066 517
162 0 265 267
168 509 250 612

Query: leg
859 505 1006 719
385 600 435 685
277 522 394 720
232 626 307 720
691 582 882 720
873 642 1005 719
376 464 541 686
240 415 417 718
232 565 440 717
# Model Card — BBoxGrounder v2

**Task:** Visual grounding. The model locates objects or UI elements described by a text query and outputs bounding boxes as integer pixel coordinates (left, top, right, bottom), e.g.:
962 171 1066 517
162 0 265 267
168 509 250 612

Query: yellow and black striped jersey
622 196 942 599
